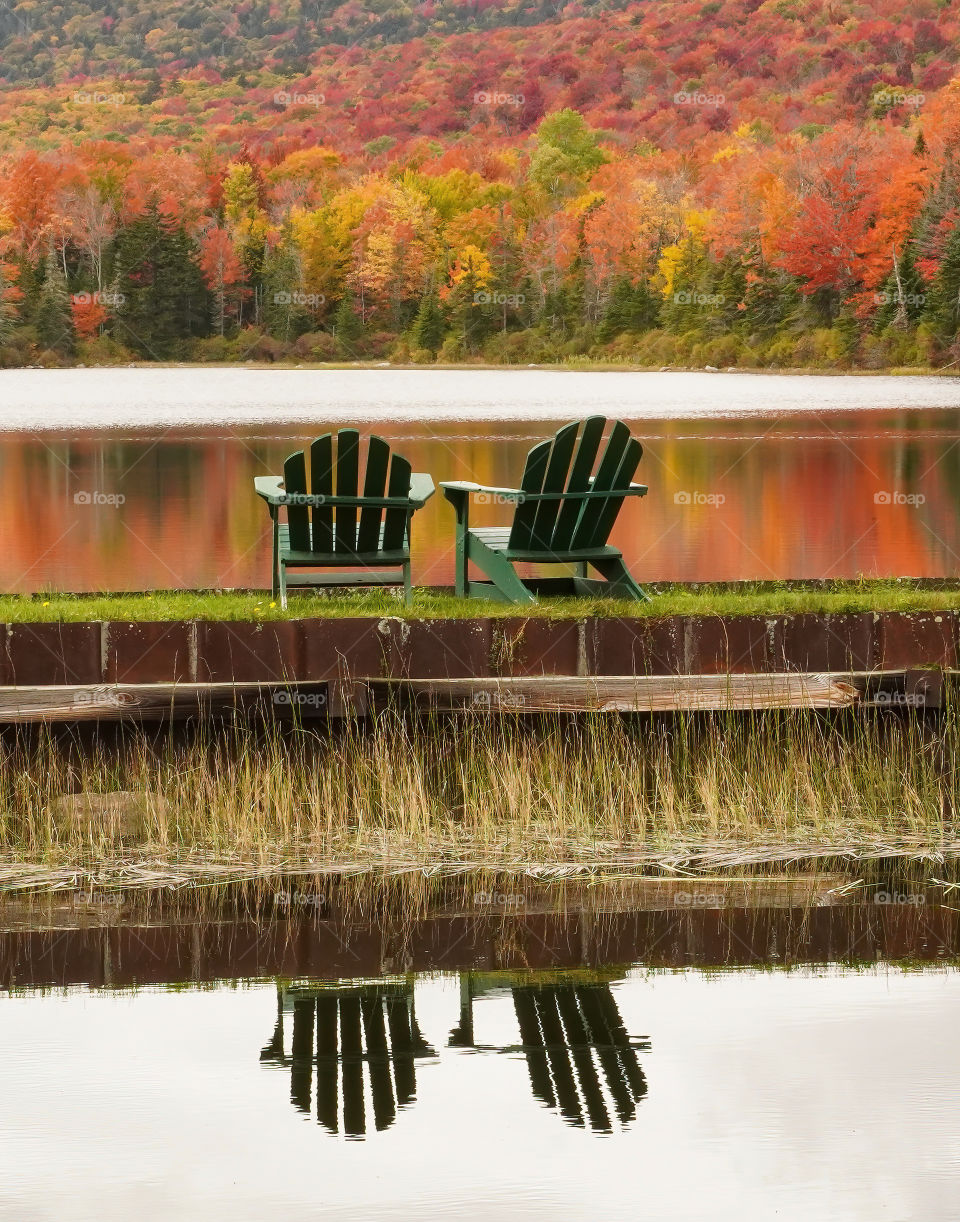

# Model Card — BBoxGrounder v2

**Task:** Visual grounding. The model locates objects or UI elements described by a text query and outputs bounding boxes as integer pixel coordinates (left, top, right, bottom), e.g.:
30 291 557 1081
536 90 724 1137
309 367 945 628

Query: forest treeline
2 0 960 368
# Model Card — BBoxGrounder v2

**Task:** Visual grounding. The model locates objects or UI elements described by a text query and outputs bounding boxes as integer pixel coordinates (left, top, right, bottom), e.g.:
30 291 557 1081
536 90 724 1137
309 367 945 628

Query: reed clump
0 708 957 888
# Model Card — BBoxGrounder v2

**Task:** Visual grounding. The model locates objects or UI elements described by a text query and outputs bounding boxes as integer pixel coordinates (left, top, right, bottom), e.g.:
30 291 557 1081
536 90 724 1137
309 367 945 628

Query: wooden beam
0 682 336 723
373 674 861 713
1 670 931 722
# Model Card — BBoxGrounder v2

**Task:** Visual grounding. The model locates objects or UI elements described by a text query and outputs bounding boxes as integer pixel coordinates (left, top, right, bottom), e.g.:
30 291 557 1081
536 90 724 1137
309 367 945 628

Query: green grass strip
2 579 960 622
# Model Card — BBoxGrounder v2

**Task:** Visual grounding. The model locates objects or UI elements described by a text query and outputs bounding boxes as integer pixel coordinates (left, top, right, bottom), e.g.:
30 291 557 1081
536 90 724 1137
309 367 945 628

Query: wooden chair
441 416 649 604
255 430 434 607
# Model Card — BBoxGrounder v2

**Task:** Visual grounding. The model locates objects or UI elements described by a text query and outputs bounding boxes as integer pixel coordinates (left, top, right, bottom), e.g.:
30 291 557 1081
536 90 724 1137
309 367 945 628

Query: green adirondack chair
255 430 434 607
441 417 649 604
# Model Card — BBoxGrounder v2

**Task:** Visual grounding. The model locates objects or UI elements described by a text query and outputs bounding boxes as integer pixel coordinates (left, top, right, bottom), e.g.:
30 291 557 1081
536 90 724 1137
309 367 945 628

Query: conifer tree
112 203 209 357
923 224 960 346
875 244 926 329
411 290 445 353
333 292 364 355
35 248 75 356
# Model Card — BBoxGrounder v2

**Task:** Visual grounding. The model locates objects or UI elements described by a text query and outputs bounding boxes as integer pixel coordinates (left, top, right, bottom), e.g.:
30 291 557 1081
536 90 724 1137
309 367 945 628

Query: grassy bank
1 706 957 891
4 579 960 623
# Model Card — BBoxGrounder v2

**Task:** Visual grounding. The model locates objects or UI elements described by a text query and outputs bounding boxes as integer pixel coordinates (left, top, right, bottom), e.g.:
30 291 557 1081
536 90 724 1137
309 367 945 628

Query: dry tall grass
0 707 957 890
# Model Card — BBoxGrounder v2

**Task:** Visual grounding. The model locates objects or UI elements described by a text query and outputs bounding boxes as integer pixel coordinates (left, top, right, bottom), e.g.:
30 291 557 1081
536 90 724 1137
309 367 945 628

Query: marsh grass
0 705 958 891
4 578 960 622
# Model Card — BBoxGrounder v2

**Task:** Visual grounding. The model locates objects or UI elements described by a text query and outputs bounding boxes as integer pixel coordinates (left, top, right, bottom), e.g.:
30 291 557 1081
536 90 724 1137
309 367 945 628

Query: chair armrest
440 481 525 503
255 475 285 504
409 472 435 507
442 481 647 504
585 476 647 497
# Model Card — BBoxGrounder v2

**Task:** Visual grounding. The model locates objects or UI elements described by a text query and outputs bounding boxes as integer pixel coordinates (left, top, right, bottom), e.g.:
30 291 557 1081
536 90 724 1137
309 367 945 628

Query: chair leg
403 561 412 608
279 563 288 610
590 555 650 602
271 514 280 600
453 516 468 598
466 535 537 605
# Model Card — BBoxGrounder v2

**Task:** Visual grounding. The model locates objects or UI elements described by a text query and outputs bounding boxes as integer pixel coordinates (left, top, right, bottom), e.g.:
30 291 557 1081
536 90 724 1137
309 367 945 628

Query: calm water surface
2 891 959 1221
1 965 958 1220
2 368 960 590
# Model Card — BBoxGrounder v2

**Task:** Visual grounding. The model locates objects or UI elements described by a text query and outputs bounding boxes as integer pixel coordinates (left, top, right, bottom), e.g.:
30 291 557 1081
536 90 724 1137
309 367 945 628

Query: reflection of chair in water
450 972 649 1133
260 980 435 1137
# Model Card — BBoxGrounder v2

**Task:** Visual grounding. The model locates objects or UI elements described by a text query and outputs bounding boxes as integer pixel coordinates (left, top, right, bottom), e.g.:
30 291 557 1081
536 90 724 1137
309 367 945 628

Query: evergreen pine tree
922 223 960 347
35 249 75 356
874 244 926 329
598 277 659 342
0 263 16 345
411 291 445 354
262 243 313 342
333 293 364 355
715 260 748 331
112 203 209 358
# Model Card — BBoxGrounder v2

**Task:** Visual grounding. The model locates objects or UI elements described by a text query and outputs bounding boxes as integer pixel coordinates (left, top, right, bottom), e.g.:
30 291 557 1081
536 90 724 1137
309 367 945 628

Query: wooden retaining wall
0 611 956 719
3 902 958 989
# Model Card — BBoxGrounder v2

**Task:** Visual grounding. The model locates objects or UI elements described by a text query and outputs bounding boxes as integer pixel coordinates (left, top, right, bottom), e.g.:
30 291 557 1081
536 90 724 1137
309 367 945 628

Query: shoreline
4 360 960 377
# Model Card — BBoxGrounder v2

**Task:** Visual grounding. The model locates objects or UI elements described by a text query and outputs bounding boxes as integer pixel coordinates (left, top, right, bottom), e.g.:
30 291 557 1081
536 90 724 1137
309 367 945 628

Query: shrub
365 330 397 359
76 335 136 365
438 335 463 363
292 331 338 362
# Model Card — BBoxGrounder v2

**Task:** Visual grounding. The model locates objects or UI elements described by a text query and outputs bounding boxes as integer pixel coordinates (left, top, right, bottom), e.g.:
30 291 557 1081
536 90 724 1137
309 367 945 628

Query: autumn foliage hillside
1 0 960 369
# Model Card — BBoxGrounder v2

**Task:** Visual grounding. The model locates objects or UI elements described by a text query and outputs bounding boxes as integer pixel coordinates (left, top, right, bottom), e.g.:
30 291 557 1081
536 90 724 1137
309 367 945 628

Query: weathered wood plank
0 682 334 723
0 669 921 722
374 674 861 712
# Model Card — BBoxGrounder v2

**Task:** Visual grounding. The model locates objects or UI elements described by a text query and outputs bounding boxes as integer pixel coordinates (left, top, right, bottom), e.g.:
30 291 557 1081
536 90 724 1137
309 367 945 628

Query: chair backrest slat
309 434 334 553
508 439 552 550
334 429 361 555
529 420 579 551
356 435 390 553
551 415 606 551
382 454 412 551
280 430 420 560
283 450 311 551
574 428 642 550
570 420 631 550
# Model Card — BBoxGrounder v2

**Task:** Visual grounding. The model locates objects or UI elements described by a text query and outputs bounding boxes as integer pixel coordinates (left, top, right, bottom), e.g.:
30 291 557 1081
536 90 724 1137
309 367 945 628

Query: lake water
2 368 960 591
2 890 959 1221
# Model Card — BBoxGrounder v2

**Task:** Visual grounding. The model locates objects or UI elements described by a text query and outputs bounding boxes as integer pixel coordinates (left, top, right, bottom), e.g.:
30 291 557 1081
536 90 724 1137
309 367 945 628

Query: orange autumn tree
199 226 245 335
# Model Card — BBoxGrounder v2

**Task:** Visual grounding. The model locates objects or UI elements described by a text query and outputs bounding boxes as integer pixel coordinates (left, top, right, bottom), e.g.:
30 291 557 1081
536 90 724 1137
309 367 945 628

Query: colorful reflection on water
2 370 960 591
